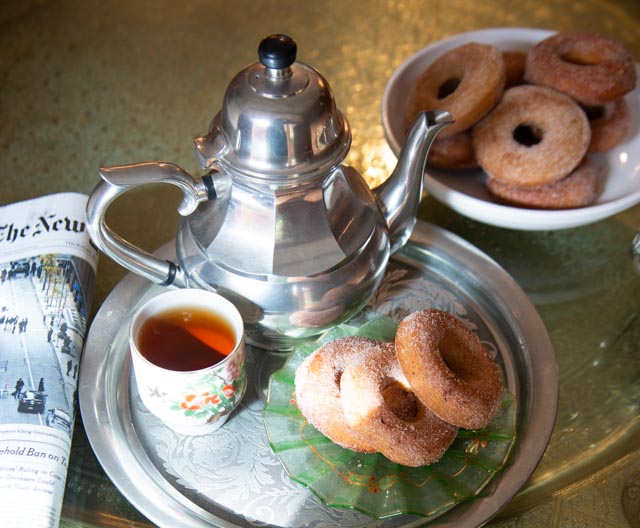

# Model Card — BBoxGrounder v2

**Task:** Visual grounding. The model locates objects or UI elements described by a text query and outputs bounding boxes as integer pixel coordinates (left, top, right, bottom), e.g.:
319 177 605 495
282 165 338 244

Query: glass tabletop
1 1 639 526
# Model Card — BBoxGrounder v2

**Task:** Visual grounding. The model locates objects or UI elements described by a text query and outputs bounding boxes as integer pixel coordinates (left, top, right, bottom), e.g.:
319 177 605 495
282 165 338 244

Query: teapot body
177 164 390 349
85 34 451 351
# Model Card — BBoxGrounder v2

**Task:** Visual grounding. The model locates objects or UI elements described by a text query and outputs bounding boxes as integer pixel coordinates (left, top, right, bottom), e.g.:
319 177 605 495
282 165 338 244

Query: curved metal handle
86 161 214 287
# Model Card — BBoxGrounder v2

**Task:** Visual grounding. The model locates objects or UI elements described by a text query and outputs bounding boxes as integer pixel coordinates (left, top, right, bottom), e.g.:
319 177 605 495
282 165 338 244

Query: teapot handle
86 161 215 288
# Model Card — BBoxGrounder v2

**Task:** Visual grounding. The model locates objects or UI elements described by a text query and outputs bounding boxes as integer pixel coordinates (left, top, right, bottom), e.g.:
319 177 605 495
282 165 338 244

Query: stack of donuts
294 309 503 467
404 32 637 209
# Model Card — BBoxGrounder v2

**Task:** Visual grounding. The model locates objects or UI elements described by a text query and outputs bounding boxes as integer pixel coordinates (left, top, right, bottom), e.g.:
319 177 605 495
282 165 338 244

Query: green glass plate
263 316 517 520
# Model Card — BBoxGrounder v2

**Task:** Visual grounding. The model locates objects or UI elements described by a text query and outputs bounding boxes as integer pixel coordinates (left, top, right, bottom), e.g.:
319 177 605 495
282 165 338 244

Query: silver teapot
86 34 450 349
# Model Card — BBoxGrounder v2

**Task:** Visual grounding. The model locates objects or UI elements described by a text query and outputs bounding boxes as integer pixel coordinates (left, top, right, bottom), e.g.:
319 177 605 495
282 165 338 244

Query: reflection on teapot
86 34 450 349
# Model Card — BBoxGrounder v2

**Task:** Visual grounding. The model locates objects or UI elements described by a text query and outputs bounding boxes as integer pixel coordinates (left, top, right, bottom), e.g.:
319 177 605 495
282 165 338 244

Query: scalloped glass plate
263 316 517 520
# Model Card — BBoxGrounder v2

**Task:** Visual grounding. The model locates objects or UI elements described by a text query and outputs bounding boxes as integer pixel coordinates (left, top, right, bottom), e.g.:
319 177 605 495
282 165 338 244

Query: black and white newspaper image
0 193 98 527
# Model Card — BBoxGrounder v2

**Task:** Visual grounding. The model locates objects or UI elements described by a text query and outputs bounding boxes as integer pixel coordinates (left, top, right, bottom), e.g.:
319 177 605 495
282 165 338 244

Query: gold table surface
1 1 639 526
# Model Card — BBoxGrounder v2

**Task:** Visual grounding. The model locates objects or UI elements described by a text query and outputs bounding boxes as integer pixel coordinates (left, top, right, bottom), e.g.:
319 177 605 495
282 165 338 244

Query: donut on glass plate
395 309 503 430
294 336 381 453
340 341 458 467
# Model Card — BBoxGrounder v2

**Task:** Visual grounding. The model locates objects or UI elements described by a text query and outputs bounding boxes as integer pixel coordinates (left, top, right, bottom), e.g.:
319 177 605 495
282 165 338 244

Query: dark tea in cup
129 288 246 435
138 307 236 371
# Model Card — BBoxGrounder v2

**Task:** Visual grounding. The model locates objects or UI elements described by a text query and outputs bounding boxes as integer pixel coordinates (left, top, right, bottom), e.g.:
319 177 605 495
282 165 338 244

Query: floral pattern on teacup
169 368 247 421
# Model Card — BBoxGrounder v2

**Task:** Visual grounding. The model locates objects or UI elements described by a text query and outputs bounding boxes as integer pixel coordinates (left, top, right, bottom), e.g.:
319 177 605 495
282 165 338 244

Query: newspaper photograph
0 193 98 527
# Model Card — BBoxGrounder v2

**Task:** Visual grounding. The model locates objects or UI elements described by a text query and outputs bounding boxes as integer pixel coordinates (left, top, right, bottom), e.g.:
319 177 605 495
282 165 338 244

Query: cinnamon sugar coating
472 85 590 187
294 336 381 453
295 311 506 465
428 130 478 170
487 158 599 209
395 309 503 430
524 32 637 106
405 42 505 138
584 98 631 154
340 341 457 467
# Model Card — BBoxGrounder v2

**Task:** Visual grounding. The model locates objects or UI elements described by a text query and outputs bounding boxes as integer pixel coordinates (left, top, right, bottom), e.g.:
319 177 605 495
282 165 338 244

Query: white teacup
130 289 246 435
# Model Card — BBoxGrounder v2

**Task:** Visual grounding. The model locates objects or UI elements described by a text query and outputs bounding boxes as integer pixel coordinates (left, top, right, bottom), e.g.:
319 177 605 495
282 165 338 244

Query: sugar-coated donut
294 337 380 453
525 32 637 106
405 43 505 138
472 85 591 187
340 342 458 466
584 98 631 153
487 158 599 209
395 309 503 430
428 130 478 170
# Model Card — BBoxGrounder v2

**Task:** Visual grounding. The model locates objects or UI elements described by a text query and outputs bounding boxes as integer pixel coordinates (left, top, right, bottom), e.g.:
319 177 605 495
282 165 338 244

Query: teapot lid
196 34 351 178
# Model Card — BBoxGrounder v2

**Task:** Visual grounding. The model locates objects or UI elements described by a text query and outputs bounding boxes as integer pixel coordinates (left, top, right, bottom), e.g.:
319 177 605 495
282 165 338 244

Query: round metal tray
79 221 557 527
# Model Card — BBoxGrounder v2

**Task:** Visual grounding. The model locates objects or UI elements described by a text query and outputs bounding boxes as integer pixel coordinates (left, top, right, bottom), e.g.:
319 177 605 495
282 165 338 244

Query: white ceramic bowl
382 28 640 230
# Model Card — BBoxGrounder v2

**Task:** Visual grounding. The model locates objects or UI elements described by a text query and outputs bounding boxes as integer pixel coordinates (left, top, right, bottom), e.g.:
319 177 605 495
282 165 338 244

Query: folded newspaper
0 193 98 527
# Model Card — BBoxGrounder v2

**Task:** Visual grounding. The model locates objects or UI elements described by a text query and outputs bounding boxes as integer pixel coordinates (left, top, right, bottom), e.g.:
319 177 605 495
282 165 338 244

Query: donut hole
560 51 602 67
381 381 420 422
439 331 476 381
582 104 605 121
513 123 544 147
438 78 461 99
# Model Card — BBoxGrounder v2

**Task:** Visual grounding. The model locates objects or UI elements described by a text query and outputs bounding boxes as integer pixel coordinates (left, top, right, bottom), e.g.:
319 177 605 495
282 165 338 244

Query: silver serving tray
79 221 557 528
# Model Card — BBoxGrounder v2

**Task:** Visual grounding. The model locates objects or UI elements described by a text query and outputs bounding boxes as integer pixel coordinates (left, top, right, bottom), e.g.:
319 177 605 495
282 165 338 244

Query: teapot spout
376 110 452 253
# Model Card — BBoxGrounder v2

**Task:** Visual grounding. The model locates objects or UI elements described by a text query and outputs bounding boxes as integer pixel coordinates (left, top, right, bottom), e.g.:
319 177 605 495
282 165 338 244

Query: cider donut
294 337 380 453
472 85 590 187
584 98 631 153
524 32 637 106
428 130 478 170
486 158 599 209
395 310 502 430
340 341 458 466
405 43 506 138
